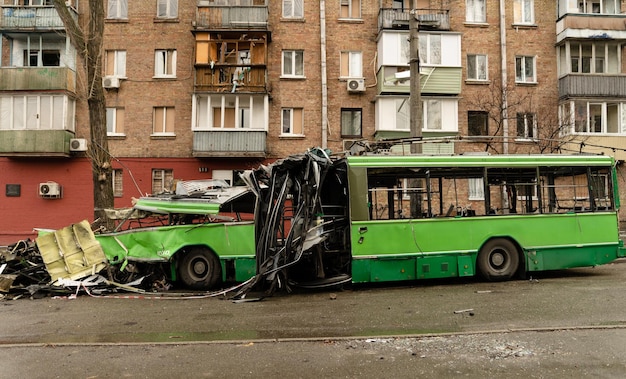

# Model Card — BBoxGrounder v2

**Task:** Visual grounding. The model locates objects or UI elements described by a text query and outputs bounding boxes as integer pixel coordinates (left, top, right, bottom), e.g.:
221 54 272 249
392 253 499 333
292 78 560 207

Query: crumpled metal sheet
36 220 108 282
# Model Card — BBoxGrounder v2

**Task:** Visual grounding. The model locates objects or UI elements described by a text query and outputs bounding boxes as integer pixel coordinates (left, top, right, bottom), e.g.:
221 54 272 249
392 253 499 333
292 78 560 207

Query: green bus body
345 154 624 283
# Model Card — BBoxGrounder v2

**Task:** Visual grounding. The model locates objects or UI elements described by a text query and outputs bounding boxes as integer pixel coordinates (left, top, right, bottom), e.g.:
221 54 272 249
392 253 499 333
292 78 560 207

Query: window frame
515 55 536 84
156 0 178 19
341 108 363 138
513 0 534 25
112 169 123 197
466 0 486 23
467 54 488 81
106 107 125 136
469 178 485 200
107 0 128 20
516 112 537 140
423 99 442 131
282 0 304 19
152 106 176 136
105 50 127 78
340 0 361 19
468 110 489 136
152 168 173 195
281 107 304 136
281 50 305 78
154 49 177 78
340 51 363 78
419 34 442 66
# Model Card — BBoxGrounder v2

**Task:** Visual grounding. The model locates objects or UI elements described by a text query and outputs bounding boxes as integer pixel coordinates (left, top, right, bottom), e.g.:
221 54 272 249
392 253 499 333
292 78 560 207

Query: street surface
1 259 626 378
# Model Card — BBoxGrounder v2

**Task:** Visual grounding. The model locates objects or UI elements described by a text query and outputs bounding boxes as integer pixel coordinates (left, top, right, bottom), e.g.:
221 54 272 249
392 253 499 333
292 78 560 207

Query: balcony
378 8 450 32
0 5 78 31
195 2 268 30
193 130 266 157
559 74 626 99
0 130 74 157
195 66 266 92
377 66 461 95
0 67 76 93
556 13 626 43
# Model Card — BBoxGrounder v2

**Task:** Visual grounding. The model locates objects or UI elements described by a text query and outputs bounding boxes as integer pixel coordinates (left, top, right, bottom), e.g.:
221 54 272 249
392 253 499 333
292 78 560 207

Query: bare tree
53 1 113 229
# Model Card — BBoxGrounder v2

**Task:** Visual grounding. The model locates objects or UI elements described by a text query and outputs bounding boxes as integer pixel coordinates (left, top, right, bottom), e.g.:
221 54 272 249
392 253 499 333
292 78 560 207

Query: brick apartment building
1 0 626 243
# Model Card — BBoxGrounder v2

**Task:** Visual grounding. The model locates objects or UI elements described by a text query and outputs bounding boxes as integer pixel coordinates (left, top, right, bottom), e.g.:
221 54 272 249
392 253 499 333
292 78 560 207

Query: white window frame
281 50 304 78
514 0 534 24
107 0 128 19
0 95 73 131
469 178 485 200
152 106 175 136
578 0 620 14
106 107 125 136
515 55 536 83
419 34 442 66
154 49 177 78
107 50 127 78
423 99 442 130
281 107 304 136
340 51 363 78
467 54 488 81
157 0 178 19
516 112 537 139
466 0 486 23
152 169 173 195
282 0 303 19
340 0 361 19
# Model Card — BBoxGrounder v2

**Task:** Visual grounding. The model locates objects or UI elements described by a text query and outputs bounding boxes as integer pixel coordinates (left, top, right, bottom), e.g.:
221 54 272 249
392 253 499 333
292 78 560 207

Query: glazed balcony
0 67 76 93
378 8 450 32
195 0 268 30
193 130 266 158
0 5 78 31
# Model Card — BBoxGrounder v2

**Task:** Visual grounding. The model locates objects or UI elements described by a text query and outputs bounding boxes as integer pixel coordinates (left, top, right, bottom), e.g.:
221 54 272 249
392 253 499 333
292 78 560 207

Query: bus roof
346 154 615 168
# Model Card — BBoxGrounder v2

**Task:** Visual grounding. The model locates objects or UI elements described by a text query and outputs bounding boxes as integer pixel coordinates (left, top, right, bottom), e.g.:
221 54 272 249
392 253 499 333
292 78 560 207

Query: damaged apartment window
152 169 173 195
341 108 362 137
157 0 178 18
153 106 175 135
154 49 176 78
282 108 304 135
112 169 123 197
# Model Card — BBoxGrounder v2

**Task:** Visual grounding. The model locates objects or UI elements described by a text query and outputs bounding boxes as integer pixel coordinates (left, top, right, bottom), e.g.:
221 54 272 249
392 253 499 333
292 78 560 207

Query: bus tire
477 238 520 281
178 247 221 290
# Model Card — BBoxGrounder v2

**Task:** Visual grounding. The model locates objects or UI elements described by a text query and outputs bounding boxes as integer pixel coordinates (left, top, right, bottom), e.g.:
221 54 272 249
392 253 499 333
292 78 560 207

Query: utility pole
409 5 422 154
409 3 423 218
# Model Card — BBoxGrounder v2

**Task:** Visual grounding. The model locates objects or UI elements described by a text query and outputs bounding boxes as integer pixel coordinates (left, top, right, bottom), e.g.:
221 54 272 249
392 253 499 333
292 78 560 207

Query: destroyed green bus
240 150 626 294
94 182 257 290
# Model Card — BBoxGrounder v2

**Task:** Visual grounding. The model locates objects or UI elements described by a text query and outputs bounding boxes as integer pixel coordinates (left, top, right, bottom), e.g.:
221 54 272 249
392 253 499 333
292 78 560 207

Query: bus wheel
178 247 221 290
477 239 519 281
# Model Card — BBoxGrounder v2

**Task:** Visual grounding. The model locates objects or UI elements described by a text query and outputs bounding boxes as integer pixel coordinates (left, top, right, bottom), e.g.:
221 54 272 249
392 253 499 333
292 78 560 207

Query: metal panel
196 5 268 29
559 74 626 98
0 5 78 30
378 66 461 95
193 130 266 157
0 129 73 156
0 67 76 93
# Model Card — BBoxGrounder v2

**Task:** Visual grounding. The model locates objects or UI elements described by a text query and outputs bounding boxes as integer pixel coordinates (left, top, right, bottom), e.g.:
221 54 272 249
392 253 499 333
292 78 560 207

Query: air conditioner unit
102 76 120 89
69 138 87 152
39 182 62 199
347 78 365 93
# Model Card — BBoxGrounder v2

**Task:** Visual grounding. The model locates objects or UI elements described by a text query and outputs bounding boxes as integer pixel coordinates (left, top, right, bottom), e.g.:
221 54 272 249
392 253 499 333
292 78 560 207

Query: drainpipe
500 0 509 154
320 0 328 149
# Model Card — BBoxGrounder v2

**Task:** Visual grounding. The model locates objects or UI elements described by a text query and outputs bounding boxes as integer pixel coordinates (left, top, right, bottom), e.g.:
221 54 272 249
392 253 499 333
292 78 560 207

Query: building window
578 0 619 14
516 112 537 139
157 0 177 18
282 50 304 78
340 51 363 78
468 111 488 136
152 169 173 195
469 178 485 200
0 95 74 131
571 101 623 134
395 98 410 130
466 0 486 23
341 108 362 137
514 0 534 24
340 0 361 19
23 50 60 67
467 54 488 81
570 42 609 74
423 100 442 130
105 50 126 77
283 0 303 18
112 169 123 197
419 34 441 65
281 108 304 135
153 106 175 135
106 107 125 135
515 56 535 83
154 49 176 78
107 0 128 19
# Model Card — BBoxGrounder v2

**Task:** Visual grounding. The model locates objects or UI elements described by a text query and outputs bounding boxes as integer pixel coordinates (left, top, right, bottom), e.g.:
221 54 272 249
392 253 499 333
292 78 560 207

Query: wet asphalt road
1 260 626 378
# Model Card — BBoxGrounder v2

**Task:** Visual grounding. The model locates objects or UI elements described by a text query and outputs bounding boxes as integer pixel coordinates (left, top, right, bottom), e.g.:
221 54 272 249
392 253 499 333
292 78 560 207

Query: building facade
1 0 625 244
